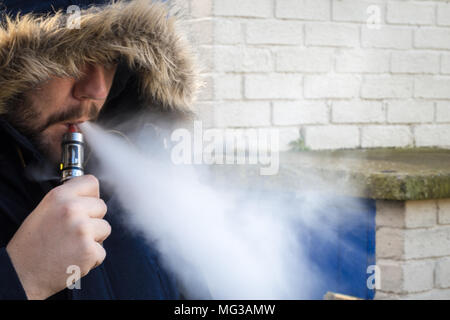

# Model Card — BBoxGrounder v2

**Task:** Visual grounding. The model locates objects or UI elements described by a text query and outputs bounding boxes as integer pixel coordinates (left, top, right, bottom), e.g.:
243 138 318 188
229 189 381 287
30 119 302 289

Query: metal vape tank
60 124 84 183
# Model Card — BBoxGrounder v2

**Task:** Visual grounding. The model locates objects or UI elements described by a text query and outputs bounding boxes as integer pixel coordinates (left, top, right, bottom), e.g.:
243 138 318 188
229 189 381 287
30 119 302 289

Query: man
0 0 199 299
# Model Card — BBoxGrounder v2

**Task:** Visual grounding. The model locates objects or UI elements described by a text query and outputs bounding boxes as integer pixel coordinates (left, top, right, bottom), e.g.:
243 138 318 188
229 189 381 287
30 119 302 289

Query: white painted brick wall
415 28 450 50
276 0 330 21
437 3 450 27
246 21 303 45
245 74 302 99
185 0 450 151
214 74 242 100
436 102 450 123
214 101 271 128
305 23 359 47
303 125 359 150
304 75 360 98
275 48 333 73
361 126 412 148
213 0 272 18
387 2 435 26
441 54 450 74
273 101 328 125
214 46 273 73
362 26 412 49
415 125 450 147
415 78 450 99
332 101 384 123
361 77 413 99
391 52 439 74
333 0 385 23
336 50 390 73
387 101 434 124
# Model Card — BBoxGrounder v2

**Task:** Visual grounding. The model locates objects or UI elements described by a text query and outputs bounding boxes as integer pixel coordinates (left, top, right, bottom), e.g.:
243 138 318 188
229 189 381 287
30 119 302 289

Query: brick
332 100 384 124
387 2 434 26
214 74 241 100
404 226 450 259
441 54 450 74
275 48 333 73
376 201 406 228
305 23 359 47
436 257 450 288
362 26 412 49
391 52 439 74
333 0 385 23
335 49 390 73
215 46 273 72
387 101 434 124
273 101 328 125
415 28 450 50
303 125 360 150
376 200 437 229
415 125 450 147
214 0 272 18
437 3 450 27
362 126 412 148
415 78 450 99
189 0 212 18
361 77 413 99
188 19 214 45
192 102 214 128
376 227 405 259
378 260 434 294
436 102 450 123
214 102 271 127
246 21 303 45
214 19 243 44
276 0 330 21
196 45 214 71
438 199 450 225
304 75 360 99
403 260 435 293
404 200 437 228
245 74 302 100
377 260 403 293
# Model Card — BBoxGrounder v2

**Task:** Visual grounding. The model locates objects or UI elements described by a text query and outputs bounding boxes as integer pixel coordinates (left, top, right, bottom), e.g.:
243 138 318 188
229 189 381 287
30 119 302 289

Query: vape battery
60 125 84 183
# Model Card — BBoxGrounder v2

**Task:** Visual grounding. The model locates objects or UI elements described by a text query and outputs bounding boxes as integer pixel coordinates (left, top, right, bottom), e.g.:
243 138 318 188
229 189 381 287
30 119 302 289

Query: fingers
72 197 107 219
63 175 100 198
90 218 112 243
92 242 106 269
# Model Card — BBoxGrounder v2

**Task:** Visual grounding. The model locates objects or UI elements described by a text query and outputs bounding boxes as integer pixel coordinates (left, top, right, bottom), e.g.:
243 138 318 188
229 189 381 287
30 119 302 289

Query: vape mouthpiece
68 124 78 133
60 125 84 183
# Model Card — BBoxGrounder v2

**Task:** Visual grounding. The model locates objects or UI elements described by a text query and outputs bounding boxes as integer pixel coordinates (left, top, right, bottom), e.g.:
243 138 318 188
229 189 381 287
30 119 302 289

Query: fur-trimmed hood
0 0 200 117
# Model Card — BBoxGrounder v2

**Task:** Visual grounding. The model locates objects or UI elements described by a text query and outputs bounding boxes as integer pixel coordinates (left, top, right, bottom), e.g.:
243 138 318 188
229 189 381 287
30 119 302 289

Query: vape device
60 124 84 183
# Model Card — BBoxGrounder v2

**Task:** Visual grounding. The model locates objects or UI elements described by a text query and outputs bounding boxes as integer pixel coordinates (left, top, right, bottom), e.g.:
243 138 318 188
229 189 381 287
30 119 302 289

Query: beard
5 95 100 166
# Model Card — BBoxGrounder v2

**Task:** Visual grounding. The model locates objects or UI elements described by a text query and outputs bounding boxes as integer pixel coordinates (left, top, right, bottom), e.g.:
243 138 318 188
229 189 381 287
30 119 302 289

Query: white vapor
79 121 363 299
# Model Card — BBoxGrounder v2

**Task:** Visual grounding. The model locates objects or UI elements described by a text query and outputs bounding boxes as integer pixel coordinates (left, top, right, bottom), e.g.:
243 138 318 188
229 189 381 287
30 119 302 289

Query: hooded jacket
0 0 200 299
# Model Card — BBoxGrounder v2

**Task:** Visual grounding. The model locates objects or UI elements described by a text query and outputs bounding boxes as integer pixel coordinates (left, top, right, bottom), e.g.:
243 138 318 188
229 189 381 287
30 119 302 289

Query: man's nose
72 64 110 101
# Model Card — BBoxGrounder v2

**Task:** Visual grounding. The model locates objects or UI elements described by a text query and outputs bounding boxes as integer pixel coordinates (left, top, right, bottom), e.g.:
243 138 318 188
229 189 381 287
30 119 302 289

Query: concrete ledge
209 148 450 201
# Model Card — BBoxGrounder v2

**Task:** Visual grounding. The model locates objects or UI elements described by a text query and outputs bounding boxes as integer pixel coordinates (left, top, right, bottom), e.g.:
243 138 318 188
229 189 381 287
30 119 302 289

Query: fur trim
0 0 200 114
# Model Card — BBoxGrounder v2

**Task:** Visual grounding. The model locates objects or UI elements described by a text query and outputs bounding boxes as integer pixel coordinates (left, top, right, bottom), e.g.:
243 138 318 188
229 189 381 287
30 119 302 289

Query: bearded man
0 0 199 299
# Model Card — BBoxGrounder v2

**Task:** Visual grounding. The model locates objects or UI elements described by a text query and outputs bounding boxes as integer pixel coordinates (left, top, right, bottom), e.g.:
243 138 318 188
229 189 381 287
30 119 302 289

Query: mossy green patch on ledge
209 148 450 200
284 148 450 200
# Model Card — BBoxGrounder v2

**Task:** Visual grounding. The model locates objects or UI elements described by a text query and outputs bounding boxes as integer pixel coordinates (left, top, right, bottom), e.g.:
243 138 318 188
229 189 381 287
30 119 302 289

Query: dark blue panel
298 195 376 299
